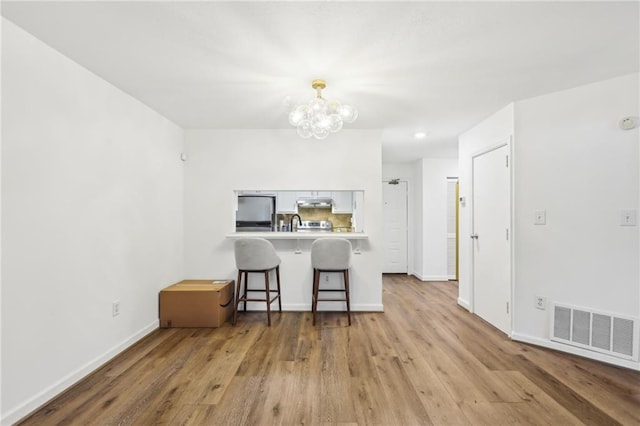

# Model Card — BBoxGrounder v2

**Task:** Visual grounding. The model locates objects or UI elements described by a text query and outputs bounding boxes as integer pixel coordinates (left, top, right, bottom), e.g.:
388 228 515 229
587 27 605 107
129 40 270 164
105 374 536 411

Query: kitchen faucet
290 214 302 232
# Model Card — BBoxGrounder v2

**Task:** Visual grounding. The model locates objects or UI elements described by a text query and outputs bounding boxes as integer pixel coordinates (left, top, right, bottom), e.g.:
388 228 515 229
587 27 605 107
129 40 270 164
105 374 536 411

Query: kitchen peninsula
226 230 368 254
179 132 383 318
226 190 378 313
230 190 368 250
233 190 365 233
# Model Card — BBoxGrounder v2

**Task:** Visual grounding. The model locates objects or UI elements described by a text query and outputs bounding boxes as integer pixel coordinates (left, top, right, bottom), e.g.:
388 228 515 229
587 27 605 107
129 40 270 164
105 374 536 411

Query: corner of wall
1 322 159 425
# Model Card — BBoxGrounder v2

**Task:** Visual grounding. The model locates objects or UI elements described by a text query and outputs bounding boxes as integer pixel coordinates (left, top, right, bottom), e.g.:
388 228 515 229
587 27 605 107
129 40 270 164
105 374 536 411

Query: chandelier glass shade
288 79 358 139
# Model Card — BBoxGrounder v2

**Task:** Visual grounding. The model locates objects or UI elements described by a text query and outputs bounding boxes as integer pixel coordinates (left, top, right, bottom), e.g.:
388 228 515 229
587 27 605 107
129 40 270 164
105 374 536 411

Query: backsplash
277 208 352 231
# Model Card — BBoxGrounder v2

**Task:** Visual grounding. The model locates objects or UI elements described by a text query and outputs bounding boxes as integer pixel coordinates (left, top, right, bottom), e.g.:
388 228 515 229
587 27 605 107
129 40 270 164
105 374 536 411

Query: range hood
296 197 334 208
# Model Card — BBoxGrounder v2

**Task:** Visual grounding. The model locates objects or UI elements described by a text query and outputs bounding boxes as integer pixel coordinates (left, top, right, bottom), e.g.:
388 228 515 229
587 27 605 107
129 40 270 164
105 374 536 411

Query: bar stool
233 238 282 326
311 238 352 326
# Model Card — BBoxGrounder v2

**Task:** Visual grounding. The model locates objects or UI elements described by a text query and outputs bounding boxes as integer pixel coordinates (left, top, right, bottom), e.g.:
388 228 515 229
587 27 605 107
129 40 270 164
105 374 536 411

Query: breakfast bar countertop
226 232 368 240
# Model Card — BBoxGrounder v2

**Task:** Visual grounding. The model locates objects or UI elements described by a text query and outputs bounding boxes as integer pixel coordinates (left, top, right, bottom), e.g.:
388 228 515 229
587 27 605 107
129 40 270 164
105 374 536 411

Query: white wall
412 161 424 281
382 163 414 274
459 74 639 369
419 158 458 281
0 13 4 421
458 104 515 310
512 73 639 368
1 19 185 423
184 129 383 311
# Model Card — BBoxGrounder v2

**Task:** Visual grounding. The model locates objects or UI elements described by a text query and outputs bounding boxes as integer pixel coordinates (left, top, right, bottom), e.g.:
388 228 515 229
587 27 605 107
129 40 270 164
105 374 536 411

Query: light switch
620 209 637 226
534 210 546 225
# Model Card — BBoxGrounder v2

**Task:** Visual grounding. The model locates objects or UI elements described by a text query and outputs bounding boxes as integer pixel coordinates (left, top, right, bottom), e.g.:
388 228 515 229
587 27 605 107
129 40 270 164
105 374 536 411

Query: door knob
470 233 478 239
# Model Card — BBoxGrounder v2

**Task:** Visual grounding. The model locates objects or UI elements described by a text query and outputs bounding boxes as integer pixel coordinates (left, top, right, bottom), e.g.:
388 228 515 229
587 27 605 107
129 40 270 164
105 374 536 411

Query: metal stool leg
264 270 271 326
233 270 243 325
312 269 320 326
275 266 282 313
344 269 351 326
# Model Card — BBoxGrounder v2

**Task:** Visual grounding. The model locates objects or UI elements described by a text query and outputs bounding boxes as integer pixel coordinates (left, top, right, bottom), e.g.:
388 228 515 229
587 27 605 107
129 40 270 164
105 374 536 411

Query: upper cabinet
271 190 362 219
237 190 276 196
331 191 353 213
277 191 335 213
296 191 332 199
276 192 298 214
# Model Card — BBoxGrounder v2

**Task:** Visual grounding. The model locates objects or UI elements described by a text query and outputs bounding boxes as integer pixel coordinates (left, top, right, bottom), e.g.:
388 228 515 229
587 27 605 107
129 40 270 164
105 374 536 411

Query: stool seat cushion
234 238 281 271
311 238 352 270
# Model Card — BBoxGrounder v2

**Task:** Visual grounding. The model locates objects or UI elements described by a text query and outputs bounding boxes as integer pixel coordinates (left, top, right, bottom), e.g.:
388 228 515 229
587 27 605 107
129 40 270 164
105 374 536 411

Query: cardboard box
159 280 234 328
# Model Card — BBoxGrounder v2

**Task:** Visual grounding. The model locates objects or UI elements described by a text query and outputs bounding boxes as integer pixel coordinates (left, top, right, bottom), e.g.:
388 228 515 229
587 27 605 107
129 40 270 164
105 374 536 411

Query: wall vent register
551 302 638 361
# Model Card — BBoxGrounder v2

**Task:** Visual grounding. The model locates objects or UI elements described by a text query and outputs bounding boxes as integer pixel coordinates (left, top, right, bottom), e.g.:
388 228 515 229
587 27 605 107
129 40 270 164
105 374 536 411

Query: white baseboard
282 303 312 311
410 272 450 282
457 297 471 311
2 320 159 425
425 276 450 281
351 304 384 312
245 303 384 312
511 332 640 371
311 303 384 312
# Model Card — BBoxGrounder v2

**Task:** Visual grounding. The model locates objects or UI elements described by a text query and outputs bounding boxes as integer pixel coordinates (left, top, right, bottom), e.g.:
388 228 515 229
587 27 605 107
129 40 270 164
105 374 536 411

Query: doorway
471 143 511 335
383 180 408 273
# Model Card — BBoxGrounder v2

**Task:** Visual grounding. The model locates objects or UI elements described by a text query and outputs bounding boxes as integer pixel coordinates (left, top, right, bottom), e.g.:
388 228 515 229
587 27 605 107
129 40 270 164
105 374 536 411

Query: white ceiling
2 1 638 163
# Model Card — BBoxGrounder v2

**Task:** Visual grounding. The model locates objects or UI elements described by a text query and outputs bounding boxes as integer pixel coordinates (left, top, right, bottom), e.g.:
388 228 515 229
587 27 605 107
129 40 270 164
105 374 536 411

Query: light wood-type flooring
19 275 640 425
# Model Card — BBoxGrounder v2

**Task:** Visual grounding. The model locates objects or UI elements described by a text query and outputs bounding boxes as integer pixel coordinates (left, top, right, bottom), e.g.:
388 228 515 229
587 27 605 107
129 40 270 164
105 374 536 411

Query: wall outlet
534 210 546 225
534 296 546 310
112 300 121 317
620 209 637 226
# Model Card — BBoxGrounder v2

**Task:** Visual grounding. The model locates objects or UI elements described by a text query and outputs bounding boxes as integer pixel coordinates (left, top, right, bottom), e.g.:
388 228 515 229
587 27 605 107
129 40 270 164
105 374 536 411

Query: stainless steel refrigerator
235 195 276 232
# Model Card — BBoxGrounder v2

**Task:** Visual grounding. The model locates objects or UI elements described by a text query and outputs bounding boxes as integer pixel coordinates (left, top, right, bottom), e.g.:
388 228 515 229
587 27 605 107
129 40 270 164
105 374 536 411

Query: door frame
446 177 459 281
470 137 513 335
382 179 409 274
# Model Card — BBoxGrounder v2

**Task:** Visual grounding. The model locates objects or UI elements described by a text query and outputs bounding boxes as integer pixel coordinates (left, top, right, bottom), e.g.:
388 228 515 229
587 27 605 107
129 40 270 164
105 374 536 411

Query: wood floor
19 275 640 425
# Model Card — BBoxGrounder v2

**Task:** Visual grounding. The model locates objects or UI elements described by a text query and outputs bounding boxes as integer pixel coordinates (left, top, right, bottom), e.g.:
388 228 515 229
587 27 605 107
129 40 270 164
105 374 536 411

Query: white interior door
472 144 511 335
383 181 408 273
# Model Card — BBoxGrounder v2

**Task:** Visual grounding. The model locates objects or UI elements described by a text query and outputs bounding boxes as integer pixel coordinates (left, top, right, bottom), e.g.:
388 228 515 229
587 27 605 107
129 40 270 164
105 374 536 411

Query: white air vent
550 303 639 361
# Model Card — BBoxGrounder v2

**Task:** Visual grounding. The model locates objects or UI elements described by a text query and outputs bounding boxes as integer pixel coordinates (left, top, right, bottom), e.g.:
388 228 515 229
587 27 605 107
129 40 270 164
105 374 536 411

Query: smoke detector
619 117 637 130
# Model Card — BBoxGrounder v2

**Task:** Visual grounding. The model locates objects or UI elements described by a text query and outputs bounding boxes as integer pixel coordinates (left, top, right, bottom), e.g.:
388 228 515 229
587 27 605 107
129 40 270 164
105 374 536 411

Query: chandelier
288 79 358 140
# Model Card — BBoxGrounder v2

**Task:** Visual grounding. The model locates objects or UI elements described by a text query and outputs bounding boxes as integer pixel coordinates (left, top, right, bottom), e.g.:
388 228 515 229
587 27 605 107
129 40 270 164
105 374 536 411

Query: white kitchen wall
183 129 383 311
1 19 185 423
458 104 515 310
512 73 639 369
419 158 458 281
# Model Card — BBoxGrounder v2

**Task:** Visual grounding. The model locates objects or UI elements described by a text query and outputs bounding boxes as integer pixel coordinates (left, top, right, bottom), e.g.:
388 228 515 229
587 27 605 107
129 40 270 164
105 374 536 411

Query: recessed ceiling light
414 132 427 139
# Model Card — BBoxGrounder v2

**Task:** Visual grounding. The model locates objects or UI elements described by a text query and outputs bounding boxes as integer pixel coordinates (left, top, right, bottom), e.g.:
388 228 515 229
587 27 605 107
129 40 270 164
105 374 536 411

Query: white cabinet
295 191 311 199
296 191 331 198
237 190 275 196
277 191 353 214
276 192 298 214
351 191 364 232
332 191 353 213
